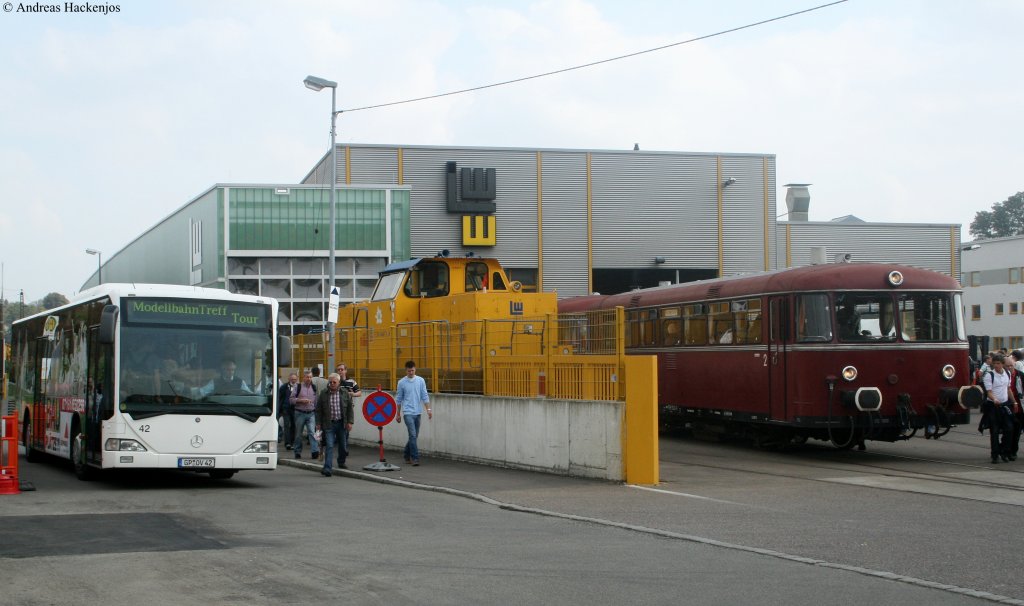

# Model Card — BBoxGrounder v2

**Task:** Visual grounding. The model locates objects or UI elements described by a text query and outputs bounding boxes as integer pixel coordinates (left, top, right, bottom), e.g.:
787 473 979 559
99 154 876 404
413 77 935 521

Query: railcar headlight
841 365 858 382
942 364 956 380
887 270 904 286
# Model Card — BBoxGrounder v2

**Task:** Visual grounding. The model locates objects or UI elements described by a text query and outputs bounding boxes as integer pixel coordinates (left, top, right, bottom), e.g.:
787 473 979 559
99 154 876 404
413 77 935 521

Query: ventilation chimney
784 183 811 221
810 246 827 265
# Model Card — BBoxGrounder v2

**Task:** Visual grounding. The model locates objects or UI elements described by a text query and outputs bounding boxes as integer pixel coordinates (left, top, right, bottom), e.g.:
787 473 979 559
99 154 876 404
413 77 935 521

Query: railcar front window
796 294 832 342
835 293 896 342
954 293 966 340
899 294 955 342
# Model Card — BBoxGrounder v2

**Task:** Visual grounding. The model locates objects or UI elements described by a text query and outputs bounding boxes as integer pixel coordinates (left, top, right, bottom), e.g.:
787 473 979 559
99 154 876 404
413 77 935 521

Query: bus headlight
941 364 956 380
244 441 273 454
104 439 147 452
841 366 858 382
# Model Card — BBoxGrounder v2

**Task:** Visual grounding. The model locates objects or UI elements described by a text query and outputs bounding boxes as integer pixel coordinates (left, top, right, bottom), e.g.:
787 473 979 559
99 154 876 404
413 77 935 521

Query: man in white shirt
982 355 1015 464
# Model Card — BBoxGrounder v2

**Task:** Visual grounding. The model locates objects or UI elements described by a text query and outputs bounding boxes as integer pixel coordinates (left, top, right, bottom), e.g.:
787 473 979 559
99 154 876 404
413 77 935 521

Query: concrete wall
348 394 624 481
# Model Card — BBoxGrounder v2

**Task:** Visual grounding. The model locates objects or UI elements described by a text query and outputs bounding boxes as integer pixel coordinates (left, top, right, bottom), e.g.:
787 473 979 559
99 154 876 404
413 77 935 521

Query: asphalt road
0 430 1018 606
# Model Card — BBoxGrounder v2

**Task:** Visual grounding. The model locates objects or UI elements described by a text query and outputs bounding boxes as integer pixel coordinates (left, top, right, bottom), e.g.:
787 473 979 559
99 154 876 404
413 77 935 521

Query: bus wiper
218 405 258 423
129 410 171 420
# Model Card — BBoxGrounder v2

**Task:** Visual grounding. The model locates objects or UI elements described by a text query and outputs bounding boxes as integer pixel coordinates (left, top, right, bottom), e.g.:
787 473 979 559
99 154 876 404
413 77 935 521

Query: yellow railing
292 307 626 401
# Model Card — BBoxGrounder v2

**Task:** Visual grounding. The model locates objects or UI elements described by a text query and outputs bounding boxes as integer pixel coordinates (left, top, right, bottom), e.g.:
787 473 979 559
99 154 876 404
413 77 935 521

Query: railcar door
768 297 789 421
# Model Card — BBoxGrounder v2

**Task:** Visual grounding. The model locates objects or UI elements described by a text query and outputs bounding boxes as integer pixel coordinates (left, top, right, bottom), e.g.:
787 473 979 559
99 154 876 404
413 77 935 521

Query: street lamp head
85 248 100 256
303 75 337 91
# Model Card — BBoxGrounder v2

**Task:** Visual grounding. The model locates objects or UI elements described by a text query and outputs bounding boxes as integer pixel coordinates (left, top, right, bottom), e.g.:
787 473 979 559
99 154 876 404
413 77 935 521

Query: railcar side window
899 294 954 342
834 293 896 341
796 294 832 342
660 307 681 346
709 302 733 343
627 309 658 347
734 298 763 344
683 304 707 345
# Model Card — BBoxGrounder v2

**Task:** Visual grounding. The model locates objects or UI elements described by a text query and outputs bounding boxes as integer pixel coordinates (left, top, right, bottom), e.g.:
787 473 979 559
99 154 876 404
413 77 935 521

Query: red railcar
560 263 981 447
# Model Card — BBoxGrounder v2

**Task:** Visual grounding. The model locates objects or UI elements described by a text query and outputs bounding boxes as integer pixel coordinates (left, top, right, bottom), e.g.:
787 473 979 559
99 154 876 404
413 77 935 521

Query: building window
996 303 1005 315
1012 302 1020 315
993 337 1005 350
971 305 981 320
1011 268 1020 284
1012 336 1024 349
970 271 981 286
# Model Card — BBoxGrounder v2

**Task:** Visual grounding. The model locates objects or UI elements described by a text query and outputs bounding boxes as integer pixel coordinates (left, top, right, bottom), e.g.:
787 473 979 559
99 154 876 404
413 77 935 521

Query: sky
1 0 1022 303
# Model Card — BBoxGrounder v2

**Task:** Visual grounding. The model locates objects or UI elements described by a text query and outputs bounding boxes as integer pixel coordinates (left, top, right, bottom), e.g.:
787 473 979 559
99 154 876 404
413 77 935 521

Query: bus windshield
119 299 273 419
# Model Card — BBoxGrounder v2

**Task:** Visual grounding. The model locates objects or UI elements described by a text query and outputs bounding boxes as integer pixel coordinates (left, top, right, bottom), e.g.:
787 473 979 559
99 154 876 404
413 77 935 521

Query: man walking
292 371 319 460
277 372 298 449
334 363 361 466
983 354 1017 464
395 360 431 466
315 373 354 477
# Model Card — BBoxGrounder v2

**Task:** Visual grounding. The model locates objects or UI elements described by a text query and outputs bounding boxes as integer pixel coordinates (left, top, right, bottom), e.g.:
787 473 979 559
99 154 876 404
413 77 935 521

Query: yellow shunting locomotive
332 255 561 394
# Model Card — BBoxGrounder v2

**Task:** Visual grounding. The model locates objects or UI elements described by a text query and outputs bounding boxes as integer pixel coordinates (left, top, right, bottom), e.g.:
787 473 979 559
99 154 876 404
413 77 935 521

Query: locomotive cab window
371 272 404 301
404 262 450 298
466 262 489 292
835 293 895 341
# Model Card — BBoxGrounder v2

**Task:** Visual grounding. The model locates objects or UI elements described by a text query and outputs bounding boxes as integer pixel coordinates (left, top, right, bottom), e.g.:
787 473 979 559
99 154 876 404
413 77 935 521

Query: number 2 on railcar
559 263 983 448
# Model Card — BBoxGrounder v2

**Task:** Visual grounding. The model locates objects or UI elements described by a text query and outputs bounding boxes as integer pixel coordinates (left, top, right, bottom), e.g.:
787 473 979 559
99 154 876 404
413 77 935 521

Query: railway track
660 430 1024 504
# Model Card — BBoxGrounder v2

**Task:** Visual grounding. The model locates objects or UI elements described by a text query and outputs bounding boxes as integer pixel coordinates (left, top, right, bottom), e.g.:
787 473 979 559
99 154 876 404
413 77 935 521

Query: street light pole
304 75 340 373
86 248 102 285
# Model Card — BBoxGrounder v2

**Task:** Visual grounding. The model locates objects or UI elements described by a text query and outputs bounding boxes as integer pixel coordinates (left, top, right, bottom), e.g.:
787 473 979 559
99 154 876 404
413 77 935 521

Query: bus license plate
178 457 215 468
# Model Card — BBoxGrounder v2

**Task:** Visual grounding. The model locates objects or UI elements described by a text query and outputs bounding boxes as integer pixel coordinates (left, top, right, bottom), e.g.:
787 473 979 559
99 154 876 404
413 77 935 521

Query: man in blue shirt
395 360 431 466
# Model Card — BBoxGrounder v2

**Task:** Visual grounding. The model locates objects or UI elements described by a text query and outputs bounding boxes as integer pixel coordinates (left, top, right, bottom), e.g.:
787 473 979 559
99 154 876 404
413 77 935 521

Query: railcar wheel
23 413 41 463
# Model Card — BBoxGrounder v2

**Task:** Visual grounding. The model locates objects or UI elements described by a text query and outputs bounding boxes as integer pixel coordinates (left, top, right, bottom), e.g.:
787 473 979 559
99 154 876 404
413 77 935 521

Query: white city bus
10 284 291 480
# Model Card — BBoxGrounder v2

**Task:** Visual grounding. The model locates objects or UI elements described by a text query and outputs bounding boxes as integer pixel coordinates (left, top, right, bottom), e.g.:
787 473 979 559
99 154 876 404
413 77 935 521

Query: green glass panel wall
229 187 409 256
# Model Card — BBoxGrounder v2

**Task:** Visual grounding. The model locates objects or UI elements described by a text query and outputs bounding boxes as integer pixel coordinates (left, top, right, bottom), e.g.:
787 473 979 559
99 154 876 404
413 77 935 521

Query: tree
41 292 69 310
970 192 1024 239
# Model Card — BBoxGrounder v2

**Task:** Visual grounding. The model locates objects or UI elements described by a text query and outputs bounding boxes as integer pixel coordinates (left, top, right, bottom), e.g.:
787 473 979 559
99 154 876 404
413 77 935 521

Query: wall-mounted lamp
961 244 981 251
654 256 666 264
722 178 737 187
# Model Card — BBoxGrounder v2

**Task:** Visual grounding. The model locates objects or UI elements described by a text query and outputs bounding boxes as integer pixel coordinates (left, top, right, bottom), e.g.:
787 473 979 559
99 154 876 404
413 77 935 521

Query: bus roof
13 283 275 326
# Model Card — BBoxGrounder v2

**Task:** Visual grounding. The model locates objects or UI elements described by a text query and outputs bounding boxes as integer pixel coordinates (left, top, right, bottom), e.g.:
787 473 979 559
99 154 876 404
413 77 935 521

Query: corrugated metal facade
304 144 778 295
779 221 959 276
540 152 589 297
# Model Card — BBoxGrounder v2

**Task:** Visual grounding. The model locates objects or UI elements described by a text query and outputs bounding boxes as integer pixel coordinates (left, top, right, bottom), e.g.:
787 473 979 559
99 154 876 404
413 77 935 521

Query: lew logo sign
509 301 524 316
446 161 498 246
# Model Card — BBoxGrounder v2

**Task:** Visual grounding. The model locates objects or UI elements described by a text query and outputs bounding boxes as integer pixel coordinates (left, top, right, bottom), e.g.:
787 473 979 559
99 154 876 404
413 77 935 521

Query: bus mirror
277 335 292 367
99 305 118 344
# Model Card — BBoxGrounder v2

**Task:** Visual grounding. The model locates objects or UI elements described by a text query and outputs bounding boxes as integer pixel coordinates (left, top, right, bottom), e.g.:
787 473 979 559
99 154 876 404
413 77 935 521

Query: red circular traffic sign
362 389 398 427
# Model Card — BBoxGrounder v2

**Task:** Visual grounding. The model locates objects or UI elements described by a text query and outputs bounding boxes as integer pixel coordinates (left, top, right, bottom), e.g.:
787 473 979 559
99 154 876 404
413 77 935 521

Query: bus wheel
23 413 41 463
71 429 93 481
210 470 236 480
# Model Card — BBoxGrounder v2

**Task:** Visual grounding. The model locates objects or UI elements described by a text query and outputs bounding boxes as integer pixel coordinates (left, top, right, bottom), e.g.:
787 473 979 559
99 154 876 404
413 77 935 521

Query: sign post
361 387 400 472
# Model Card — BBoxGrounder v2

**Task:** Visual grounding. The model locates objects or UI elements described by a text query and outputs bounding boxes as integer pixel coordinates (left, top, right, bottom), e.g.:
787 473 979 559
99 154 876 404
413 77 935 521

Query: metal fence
292 307 625 401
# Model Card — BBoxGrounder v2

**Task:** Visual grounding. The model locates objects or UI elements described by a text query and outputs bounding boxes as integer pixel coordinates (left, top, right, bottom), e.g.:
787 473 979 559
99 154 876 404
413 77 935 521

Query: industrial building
960 235 1024 352
82 143 963 336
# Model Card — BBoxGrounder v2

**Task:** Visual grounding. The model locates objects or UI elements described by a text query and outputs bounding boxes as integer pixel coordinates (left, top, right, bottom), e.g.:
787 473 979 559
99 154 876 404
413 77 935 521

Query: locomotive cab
334 256 559 391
